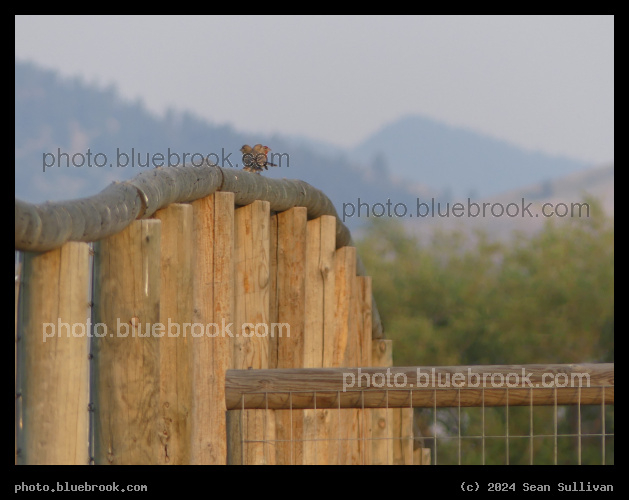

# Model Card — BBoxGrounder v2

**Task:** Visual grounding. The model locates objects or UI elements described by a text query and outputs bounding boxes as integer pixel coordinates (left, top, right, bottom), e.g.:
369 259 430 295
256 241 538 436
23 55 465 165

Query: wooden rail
15 164 383 339
224 364 614 410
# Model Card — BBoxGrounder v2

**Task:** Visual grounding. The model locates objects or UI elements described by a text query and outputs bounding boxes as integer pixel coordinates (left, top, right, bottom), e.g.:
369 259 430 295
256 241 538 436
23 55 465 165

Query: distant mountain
15 60 607 238
351 115 590 198
405 163 614 243
14 60 434 231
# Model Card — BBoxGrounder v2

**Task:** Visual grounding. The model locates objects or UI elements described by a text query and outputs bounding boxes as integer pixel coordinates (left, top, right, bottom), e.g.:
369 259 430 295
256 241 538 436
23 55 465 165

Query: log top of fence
14 162 383 338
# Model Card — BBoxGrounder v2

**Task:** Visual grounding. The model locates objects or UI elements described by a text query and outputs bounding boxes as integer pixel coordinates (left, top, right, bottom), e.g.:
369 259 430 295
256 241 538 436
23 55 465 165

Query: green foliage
357 197 614 464
357 196 614 366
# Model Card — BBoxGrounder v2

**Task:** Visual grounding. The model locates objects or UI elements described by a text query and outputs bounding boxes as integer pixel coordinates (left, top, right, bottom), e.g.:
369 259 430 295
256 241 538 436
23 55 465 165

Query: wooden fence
14 193 415 464
14 165 392 465
14 165 613 465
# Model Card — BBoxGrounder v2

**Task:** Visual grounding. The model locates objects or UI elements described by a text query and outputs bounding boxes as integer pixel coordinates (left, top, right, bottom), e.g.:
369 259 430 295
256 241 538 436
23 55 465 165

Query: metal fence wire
227 369 614 465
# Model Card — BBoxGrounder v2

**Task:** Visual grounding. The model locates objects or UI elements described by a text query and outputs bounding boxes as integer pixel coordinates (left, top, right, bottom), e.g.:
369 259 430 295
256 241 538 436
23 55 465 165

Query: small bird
240 144 277 173
252 144 277 170
240 144 257 172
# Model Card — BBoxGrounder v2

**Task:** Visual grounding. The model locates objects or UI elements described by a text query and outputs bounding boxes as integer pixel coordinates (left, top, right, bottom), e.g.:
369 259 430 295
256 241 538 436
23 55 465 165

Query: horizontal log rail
15 164 348 251
225 364 614 410
14 163 383 338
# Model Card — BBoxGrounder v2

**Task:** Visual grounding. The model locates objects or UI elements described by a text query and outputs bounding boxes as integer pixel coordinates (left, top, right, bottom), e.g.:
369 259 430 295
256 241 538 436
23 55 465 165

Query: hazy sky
15 15 613 165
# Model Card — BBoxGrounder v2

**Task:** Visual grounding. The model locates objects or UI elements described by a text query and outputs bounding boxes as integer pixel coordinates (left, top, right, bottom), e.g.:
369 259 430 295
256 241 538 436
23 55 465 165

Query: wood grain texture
228 200 275 464
154 204 193 464
393 403 414 465
357 276 373 464
15 165 384 342
190 192 234 464
275 208 307 464
304 216 337 464
414 447 431 465
371 340 394 465
330 246 357 464
19 243 90 465
92 220 162 465
15 260 21 465
268 214 278 370
225 364 615 409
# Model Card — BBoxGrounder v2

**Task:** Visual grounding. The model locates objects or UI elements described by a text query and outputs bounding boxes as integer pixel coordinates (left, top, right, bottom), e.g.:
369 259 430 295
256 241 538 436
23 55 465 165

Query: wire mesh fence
226 367 614 465
413 387 613 465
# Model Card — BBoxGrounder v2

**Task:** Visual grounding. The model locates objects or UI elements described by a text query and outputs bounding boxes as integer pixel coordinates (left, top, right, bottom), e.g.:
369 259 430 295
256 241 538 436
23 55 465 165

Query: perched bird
240 144 256 172
240 143 277 174
252 144 277 170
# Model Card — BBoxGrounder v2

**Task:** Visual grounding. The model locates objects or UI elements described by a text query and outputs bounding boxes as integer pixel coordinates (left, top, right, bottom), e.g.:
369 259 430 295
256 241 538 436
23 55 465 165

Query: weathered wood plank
331 246 356 464
190 192 234 464
414 447 431 465
393 402 414 465
18 243 91 465
275 207 307 465
154 204 193 464
15 258 21 465
371 339 394 465
303 216 337 464
15 166 384 341
228 201 275 465
268 214 279 371
357 276 373 465
92 220 162 465
225 364 615 409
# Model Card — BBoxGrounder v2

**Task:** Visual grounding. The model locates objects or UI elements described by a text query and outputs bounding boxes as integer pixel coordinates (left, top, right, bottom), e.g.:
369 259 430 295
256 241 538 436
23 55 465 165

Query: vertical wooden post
190 192 234 464
18 242 90 465
275 207 307 465
414 446 431 465
15 259 21 465
154 204 193 464
228 200 275 464
268 213 279 371
393 403 415 464
371 339 394 465
304 215 336 465
328 246 355 366
328 246 357 464
357 278 373 368
92 220 162 465
357 276 373 464
344 269 361 465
